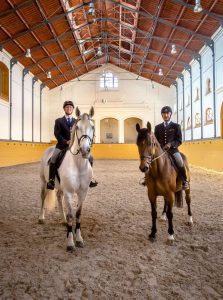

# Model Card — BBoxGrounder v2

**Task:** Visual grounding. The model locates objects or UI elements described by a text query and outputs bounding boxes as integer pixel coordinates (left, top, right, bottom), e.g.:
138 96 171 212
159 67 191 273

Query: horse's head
71 106 95 158
136 122 155 173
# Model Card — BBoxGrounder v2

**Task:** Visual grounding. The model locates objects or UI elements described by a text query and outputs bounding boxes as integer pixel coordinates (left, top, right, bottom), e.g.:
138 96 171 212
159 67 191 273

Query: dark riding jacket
154 121 182 154
54 116 76 150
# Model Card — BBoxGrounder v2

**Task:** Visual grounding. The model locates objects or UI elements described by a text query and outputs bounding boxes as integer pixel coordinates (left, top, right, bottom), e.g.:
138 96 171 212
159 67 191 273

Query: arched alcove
0 62 9 101
124 117 142 143
100 118 118 143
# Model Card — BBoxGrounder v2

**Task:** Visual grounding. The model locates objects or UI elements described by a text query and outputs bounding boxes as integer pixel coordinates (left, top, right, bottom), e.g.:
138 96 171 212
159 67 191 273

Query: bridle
140 133 166 170
69 116 95 156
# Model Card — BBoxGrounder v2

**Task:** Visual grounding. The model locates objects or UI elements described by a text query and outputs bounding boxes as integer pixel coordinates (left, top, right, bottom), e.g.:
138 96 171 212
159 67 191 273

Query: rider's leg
47 148 61 190
173 152 189 190
88 155 98 188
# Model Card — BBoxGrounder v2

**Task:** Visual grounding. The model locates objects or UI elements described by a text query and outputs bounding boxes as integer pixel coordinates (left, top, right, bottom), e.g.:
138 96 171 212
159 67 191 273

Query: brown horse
136 122 193 244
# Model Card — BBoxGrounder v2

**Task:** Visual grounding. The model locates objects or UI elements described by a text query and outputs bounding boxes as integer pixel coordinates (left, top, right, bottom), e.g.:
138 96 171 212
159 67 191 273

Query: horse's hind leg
57 190 66 225
166 194 175 244
160 199 167 221
185 189 193 225
75 189 88 248
64 193 75 251
38 182 47 224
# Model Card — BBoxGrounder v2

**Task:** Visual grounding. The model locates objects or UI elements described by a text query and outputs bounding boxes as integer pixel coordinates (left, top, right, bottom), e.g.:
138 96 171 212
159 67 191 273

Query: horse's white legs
160 213 167 221
38 183 47 224
188 215 193 225
64 193 75 251
75 189 88 248
57 190 66 224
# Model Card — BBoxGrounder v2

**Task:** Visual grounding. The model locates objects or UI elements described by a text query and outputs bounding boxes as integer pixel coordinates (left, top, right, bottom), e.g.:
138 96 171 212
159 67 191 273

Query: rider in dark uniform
154 106 189 190
47 100 98 190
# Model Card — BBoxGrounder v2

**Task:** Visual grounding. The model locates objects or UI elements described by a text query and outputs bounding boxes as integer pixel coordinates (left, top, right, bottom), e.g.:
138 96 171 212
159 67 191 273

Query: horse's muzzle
139 166 148 173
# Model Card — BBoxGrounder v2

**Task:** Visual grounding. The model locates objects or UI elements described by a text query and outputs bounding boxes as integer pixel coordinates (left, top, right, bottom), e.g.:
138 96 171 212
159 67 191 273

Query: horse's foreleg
38 183 47 224
185 189 193 225
64 193 75 251
149 198 157 241
57 190 66 225
75 189 88 248
166 194 175 244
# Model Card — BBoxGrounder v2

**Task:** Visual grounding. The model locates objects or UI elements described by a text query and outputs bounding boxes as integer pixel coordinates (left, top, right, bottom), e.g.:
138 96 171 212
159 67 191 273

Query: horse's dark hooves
66 245 75 252
148 235 156 242
75 241 84 248
38 219 44 224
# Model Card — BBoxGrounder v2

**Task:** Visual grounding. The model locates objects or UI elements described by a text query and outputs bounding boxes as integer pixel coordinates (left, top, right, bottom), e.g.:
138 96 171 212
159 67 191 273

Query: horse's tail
175 190 183 208
44 190 57 211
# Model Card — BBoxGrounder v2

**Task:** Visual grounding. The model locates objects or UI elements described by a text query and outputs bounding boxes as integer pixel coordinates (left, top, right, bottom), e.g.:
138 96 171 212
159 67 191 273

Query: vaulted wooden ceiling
0 0 222 89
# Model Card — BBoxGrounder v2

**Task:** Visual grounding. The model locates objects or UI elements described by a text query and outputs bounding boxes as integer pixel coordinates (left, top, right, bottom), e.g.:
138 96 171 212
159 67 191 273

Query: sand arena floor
0 160 222 300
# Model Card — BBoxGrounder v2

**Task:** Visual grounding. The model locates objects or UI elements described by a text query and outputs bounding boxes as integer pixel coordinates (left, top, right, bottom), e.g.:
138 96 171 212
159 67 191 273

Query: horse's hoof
38 219 44 224
75 240 84 248
148 234 156 242
61 221 67 226
188 216 193 226
166 235 174 246
66 245 75 252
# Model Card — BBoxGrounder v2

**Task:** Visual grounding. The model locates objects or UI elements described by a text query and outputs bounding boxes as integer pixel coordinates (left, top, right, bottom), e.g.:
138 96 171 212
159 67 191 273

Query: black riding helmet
63 100 74 108
161 106 172 114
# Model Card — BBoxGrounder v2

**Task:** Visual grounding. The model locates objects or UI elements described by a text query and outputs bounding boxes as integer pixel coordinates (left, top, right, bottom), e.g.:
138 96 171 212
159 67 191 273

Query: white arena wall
48 64 174 143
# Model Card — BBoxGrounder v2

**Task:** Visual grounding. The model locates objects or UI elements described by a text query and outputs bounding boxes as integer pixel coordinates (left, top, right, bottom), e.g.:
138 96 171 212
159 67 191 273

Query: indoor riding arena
0 1 223 299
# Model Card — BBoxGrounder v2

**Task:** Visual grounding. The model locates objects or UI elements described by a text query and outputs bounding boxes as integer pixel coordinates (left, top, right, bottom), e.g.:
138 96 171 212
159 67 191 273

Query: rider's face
161 112 172 122
64 105 74 115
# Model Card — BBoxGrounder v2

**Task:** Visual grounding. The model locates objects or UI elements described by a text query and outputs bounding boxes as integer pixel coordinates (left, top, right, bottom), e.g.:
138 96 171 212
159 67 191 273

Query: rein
69 118 95 156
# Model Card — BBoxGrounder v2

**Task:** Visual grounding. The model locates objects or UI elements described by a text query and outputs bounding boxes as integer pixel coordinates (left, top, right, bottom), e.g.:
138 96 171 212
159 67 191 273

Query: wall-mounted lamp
194 0 203 13
25 49 32 58
47 71 52 79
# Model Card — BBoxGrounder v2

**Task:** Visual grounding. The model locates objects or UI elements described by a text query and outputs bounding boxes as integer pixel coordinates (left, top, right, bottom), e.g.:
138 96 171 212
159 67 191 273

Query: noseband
70 117 95 156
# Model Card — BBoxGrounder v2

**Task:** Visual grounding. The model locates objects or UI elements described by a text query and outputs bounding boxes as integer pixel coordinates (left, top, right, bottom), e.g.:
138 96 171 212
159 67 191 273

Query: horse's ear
75 106 80 117
147 122 152 133
89 106 94 118
136 123 140 132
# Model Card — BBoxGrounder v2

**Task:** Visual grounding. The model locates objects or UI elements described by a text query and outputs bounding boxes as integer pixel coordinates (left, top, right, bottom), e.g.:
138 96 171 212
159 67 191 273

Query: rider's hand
164 143 171 150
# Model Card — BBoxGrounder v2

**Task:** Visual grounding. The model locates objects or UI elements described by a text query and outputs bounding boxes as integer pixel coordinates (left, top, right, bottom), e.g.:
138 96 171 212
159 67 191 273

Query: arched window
194 87 199 101
100 71 118 90
186 117 191 130
195 113 201 127
0 62 9 101
205 78 211 95
186 94 190 106
205 107 214 124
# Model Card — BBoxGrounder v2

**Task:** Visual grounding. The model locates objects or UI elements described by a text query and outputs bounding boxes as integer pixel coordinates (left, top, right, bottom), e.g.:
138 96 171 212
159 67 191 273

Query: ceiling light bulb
158 68 163 76
194 0 203 13
171 44 177 55
97 46 103 57
47 71 51 79
88 2 95 16
25 49 31 58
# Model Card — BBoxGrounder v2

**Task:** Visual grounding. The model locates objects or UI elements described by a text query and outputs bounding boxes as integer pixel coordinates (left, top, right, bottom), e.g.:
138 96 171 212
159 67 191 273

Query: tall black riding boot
178 166 189 190
47 162 57 190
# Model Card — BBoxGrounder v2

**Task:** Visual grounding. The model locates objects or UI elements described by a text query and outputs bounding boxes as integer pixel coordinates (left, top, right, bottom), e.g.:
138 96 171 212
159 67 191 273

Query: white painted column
95 118 100 143
118 119 124 143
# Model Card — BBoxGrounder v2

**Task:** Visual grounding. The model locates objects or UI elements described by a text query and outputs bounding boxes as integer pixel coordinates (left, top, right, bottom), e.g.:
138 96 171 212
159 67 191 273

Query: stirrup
47 179 55 190
89 180 98 188
182 181 189 190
